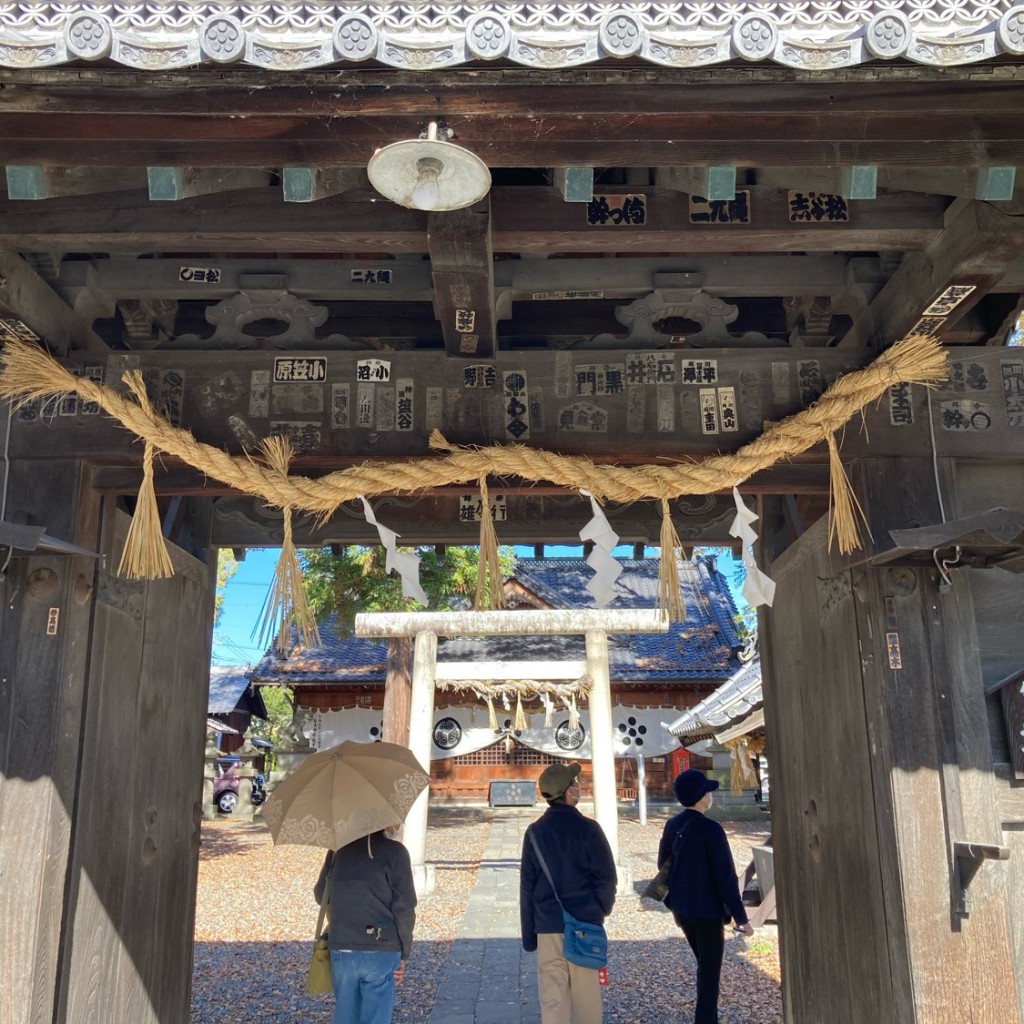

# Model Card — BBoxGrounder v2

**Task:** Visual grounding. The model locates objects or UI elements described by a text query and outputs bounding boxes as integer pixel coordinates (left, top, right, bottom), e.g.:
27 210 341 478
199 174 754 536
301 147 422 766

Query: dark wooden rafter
0 250 108 355
0 187 946 255
841 199 1024 349
203 489 789 548
4 69 1024 169
426 199 496 358
90 463 833 498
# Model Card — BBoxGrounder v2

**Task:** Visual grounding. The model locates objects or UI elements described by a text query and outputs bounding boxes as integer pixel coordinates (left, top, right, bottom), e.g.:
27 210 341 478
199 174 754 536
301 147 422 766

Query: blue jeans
330 949 401 1024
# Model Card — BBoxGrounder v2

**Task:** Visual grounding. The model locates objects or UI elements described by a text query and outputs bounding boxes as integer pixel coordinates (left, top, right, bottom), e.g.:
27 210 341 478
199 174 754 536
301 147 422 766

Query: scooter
250 771 267 806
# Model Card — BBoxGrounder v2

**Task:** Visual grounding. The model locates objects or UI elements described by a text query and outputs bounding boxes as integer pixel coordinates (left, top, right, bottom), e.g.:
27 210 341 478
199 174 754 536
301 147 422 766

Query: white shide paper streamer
728 487 776 608
579 489 623 606
357 495 428 605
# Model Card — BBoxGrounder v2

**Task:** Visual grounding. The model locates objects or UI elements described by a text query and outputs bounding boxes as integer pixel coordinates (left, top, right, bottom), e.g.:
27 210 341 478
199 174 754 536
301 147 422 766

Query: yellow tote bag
306 874 332 996
306 936 332 995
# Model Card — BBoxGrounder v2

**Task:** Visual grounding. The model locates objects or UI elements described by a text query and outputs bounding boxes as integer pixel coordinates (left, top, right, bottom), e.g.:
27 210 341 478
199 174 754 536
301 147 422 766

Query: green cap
538 761 581 799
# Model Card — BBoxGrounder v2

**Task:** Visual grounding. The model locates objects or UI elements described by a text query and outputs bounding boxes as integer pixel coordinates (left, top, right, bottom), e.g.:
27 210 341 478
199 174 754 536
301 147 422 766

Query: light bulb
411 157 443 211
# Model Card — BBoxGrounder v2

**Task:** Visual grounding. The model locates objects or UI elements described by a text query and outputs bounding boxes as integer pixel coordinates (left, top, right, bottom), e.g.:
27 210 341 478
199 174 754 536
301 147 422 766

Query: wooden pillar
764 493 1019 1024
404 630 436 895
636 753 648 827
585 629 619 865
383 636 413 747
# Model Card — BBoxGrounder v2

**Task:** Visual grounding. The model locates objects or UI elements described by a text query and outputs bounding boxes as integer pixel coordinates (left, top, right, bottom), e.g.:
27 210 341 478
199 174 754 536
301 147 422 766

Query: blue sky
211 544 744 668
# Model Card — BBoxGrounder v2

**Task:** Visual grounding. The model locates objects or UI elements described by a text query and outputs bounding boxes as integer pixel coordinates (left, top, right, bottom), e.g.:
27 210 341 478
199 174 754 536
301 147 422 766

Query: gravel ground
190 807 780 1024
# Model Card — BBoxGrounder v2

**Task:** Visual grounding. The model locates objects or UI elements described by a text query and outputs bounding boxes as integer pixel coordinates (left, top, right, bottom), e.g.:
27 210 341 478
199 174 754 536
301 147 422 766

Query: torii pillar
356 608 668 894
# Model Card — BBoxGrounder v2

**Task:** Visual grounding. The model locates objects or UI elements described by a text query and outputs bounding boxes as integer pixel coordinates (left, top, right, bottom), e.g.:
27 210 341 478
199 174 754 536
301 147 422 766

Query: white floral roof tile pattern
0 1 1022 70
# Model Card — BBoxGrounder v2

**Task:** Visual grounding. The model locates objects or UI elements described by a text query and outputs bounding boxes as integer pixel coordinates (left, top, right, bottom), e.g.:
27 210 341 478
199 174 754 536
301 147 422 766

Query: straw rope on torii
0 333 949 599
437 676 592 732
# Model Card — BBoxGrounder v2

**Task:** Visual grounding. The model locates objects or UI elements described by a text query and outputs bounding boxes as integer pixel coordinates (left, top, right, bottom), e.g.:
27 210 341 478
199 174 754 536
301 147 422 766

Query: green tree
693 545 756 639
213 548 239 626
301 544 514 634
250 683 296 773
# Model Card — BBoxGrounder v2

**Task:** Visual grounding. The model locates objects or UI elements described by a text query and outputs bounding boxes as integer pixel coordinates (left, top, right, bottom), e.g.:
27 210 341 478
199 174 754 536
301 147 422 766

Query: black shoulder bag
642 816 694 902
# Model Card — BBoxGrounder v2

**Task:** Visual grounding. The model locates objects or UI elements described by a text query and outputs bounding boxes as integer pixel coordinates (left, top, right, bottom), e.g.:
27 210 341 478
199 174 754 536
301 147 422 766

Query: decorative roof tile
1 3 1015 72
664 657 763 737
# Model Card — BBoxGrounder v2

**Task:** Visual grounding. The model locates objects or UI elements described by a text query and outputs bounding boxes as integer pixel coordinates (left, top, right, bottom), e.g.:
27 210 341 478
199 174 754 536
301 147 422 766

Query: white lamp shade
367 136 491 211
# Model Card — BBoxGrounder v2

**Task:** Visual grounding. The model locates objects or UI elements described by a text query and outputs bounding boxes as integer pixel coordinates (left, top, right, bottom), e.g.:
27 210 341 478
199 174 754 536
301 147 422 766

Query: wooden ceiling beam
4 164 145 200
6 112 1024 146
204 492 753 548
4 69 1024 119
426 199 496 358
656 166 738 202
146 166 273 201
90 464 832 498
0 251 108 355
282 167 368 203
841 198 1024 349
56 254 866 303
0 187 945 255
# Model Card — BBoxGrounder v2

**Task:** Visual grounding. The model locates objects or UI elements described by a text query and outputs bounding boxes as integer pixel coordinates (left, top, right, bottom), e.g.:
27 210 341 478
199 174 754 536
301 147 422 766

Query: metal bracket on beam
975 166 1017 202
840 165 878 200
5 165 47 200
953 840 1010 917
553 167 595 203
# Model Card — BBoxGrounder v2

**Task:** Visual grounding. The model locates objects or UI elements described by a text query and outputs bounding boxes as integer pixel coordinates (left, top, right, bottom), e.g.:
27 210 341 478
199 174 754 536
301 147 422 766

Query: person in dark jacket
658 769 754 1024
520 761 617 1024
313 829 417 1024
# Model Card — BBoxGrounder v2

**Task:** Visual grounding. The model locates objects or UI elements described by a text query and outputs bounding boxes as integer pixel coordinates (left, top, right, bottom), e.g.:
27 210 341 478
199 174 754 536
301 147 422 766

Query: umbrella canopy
261 739 430 850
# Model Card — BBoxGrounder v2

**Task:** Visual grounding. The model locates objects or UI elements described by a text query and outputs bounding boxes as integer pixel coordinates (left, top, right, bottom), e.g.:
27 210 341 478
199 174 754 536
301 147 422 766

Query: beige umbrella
261 739 430 850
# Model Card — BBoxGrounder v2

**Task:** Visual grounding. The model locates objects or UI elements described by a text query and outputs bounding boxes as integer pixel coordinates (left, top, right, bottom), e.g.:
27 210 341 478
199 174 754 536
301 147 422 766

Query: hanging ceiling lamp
367 121 491 212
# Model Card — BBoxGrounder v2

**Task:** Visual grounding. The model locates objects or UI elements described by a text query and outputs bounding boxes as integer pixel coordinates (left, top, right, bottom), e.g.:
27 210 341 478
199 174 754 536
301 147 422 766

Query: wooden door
56 505 213 1024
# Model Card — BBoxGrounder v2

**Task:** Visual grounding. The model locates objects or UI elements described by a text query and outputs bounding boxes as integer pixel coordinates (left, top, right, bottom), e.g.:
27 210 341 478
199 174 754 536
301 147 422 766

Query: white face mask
705 793 713 809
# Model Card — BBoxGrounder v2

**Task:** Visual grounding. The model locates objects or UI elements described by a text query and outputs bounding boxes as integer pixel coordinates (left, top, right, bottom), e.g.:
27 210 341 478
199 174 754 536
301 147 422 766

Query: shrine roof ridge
3 1 1024 72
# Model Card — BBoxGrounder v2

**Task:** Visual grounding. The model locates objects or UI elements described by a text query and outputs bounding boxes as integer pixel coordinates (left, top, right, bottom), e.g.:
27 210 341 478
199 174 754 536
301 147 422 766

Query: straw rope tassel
474 478 504 611
724 739 755 793
487 695 498 732
514 692 526 731
826 433 871 555
657 498 685 622
256 437 320 654
117 372 174 580
568 693 580 732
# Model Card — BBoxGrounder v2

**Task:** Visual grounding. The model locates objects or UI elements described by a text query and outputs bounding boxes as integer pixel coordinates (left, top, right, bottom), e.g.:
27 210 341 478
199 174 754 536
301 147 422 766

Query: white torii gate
355 608 669 894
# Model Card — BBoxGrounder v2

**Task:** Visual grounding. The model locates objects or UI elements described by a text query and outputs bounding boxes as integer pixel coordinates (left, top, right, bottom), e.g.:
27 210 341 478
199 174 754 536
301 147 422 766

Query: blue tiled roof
251 556 743 686
208 665 269 718
249 632 389 684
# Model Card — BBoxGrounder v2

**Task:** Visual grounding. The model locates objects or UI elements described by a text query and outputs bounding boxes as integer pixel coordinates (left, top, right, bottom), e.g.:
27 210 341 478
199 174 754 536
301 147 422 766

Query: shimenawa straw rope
0 334 948 592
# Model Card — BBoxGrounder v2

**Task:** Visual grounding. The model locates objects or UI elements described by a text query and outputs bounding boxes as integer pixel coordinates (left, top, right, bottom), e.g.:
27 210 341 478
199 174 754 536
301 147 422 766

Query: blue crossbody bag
528 830 608 970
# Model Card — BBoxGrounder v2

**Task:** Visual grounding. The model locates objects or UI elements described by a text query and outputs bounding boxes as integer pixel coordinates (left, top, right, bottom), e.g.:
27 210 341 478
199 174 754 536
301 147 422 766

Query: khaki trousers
536 932 603 1024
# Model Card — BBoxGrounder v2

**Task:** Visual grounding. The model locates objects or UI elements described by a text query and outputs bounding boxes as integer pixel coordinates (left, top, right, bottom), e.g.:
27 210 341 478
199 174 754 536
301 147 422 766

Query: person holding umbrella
260 739 430 1024
313 829 416 1024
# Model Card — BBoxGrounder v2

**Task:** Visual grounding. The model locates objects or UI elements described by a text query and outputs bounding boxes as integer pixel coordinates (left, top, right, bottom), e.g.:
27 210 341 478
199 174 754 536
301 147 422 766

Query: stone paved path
425 811 542 1024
